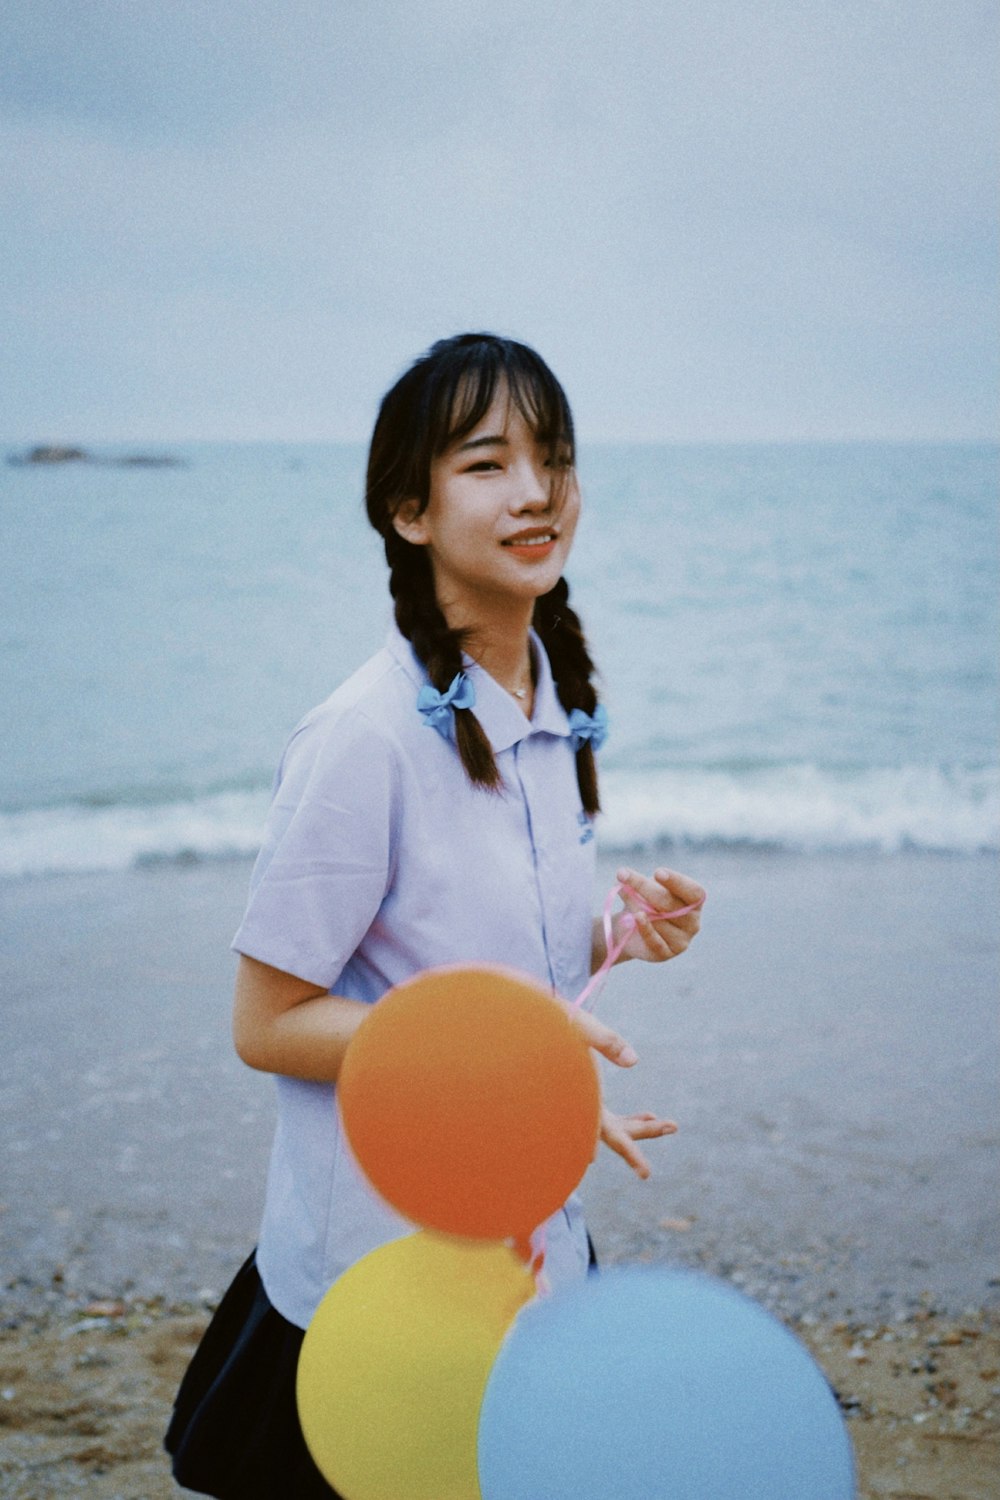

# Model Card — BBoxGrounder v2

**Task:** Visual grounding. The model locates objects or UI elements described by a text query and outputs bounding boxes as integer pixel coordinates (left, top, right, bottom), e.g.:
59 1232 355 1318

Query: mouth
501 528 558 553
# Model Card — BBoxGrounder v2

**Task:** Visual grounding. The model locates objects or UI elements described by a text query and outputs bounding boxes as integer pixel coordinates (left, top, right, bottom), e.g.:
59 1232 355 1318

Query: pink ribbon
527 879 705 1291
572 880 705 1012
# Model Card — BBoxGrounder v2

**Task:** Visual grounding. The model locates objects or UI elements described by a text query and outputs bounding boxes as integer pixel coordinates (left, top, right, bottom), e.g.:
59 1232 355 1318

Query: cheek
561 494 582 548
428 513 492 575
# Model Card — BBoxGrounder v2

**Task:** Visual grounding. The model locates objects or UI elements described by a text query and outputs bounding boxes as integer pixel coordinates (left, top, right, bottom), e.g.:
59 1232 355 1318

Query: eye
464 459 502 473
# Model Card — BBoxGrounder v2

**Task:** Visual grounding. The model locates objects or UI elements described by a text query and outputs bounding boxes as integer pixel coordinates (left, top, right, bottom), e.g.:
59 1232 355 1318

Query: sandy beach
2 847 998 1496
1 1297 996 1500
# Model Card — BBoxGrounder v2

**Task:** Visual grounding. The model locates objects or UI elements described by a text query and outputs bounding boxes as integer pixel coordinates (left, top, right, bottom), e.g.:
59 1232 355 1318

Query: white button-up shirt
232 624 598 1328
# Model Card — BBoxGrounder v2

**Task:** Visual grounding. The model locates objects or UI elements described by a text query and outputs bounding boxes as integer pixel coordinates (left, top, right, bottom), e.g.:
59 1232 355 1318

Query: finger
615 891 676 954
616 867 657 910
632 909 678 957
622 1113 679 1140
653 867 707 910
564 1003 638 1067
626 907 692 963
604 1118 652 1179
639 897 702 949
618 867 705 923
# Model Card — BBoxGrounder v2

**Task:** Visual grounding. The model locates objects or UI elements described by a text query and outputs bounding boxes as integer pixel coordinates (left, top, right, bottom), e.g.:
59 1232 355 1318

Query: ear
391 497 431 546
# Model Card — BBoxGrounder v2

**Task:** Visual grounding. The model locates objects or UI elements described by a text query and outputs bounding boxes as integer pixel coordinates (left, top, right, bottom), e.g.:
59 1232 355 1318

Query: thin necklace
472 654 533 699
508 656 535 700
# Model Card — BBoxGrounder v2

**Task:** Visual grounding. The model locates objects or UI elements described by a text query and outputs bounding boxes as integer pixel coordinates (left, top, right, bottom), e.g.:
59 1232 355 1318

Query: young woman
167 333 704 1497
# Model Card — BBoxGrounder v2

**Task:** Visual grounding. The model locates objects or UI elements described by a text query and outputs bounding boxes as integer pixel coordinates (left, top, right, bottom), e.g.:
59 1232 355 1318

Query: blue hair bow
568 703 609 753
416 672 477 737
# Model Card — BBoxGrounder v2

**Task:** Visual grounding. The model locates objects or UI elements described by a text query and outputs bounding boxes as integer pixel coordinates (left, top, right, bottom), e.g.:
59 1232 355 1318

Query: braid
386 532 503 792
533 577 601 815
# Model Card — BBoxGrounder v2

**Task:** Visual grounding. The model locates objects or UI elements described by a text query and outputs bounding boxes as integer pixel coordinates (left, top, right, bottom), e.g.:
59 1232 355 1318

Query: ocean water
1 441 997 878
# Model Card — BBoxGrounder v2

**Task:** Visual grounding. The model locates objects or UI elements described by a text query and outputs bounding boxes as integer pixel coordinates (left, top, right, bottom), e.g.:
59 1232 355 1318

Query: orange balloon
338 965 600 1239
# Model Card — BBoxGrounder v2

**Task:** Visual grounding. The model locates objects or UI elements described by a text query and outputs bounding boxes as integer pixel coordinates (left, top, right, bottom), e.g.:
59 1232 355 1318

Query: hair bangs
430 348 505 454
504 348 575 457
430 337 575 461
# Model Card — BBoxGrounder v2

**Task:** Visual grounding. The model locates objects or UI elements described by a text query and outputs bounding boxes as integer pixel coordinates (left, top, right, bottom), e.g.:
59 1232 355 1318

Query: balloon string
530 881 704 1293
572 881 705 1013
531 1223 551 1297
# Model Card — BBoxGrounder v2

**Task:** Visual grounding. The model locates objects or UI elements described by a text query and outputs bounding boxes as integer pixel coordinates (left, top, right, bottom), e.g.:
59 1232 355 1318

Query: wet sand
1 847 998 1495
587 848 999 1322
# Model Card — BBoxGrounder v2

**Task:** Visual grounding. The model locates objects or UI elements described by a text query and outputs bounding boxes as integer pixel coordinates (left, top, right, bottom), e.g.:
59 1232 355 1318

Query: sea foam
599 763 1000 856
0 789 271 879
1 764 996 879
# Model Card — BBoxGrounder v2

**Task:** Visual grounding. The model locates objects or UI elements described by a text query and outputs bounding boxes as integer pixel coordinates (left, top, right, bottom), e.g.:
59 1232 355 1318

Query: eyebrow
455 433 509 453
454 431 573 454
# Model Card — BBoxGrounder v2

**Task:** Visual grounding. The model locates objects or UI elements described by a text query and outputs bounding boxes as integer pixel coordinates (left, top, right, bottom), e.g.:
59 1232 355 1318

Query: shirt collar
385 619 570 753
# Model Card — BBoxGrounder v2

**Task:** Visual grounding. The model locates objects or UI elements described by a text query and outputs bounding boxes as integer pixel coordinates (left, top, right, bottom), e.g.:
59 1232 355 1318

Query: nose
510 454 550 512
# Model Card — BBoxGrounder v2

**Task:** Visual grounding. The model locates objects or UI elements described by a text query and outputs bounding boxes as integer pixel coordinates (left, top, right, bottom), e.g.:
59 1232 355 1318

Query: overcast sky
2 1 996 442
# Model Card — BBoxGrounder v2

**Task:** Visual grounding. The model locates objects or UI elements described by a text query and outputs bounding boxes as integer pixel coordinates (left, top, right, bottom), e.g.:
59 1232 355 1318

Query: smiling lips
501 528 558 558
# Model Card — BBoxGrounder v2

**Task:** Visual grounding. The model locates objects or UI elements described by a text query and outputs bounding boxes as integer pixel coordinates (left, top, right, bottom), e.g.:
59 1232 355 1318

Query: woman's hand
609 865 705 965
600 1107 677 1179
563 1002 677 1179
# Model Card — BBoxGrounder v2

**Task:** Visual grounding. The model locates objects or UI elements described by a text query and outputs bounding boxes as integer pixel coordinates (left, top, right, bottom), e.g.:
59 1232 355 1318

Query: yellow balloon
297 1232 536 1500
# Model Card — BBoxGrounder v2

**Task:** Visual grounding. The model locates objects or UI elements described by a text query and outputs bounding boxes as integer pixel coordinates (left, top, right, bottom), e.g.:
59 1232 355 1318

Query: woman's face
393 388 580 623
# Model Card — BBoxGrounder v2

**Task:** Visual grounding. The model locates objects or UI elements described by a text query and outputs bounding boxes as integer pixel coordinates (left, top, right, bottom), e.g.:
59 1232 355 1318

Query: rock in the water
12 444 90 465
8 445 185 468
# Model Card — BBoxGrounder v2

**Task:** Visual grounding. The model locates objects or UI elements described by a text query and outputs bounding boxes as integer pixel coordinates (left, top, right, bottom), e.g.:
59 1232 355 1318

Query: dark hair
365 332 601 813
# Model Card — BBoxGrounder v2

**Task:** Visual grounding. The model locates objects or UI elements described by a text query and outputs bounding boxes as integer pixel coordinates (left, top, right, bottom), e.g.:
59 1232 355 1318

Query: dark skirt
165 1252 341 1499
166 1238 598 1497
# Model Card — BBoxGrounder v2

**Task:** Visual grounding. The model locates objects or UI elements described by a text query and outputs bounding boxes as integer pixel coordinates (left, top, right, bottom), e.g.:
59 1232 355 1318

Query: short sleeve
231 707 399 989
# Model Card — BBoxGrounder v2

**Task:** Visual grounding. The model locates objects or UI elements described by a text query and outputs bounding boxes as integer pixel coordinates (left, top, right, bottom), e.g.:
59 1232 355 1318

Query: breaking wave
1 763 997 880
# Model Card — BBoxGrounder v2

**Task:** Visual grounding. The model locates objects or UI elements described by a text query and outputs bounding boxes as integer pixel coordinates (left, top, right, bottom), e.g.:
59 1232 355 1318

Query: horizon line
4 433 997 452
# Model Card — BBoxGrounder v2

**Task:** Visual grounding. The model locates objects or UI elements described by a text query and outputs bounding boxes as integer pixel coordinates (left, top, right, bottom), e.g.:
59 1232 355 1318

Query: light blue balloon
477 1267 855 1500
